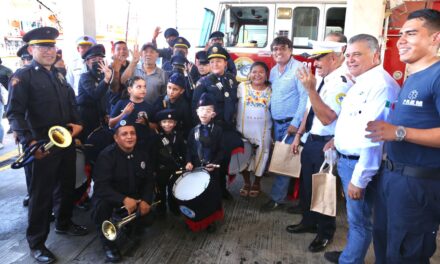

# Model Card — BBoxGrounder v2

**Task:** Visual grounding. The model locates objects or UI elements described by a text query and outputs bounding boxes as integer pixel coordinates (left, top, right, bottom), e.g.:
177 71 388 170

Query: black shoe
308 235 332 252
31 246 56 263
206 223 217 233
23 195 30 207
286 205 302 214
103 245 122 263
324 251 342 263
286 223 317 234
222 189 233 200
260 200 285 212
55 222 88 236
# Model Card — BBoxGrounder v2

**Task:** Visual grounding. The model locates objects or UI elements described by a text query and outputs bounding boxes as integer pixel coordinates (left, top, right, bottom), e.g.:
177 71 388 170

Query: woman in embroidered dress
236 62 272 197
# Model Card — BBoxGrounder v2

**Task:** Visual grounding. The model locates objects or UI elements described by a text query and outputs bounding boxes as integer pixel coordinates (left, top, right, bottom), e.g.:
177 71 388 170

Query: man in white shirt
287 33 350 253
323 34 400 264
66 36 96 95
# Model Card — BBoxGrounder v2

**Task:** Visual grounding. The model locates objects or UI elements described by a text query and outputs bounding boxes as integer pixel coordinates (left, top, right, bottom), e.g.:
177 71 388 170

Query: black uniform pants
299 137 336 240
27 144 76 249
156 170 178 213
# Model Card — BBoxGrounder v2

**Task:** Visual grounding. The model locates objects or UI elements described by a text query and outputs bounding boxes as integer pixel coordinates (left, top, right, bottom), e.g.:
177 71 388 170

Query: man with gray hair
323 34 400 263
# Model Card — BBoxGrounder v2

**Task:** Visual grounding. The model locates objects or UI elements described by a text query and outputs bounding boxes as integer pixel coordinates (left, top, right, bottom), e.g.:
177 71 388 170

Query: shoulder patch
10 77 20 88
335 92 346 105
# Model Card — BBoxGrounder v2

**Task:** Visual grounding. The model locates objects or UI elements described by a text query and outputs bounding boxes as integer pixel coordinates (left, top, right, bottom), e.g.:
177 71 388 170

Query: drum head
228 140 253 175
173 170 210 201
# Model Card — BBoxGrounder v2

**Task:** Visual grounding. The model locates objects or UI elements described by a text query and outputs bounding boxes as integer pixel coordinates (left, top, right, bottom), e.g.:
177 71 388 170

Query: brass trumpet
11 126 72 169
102 200 161 241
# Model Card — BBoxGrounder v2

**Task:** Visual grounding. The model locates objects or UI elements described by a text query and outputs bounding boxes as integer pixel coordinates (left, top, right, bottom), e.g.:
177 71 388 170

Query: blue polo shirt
386 60 440 168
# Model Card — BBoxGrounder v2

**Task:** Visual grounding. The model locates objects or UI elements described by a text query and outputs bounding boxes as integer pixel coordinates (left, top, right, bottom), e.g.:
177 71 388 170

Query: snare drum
228 138 253 175
172 168 221 221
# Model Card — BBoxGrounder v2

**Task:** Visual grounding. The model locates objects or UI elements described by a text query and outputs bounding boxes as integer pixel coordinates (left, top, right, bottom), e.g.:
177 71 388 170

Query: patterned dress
236 81 272 177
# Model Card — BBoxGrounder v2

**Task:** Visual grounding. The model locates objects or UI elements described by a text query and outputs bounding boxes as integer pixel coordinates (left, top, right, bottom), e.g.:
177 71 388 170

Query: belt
273 117 293 124
384 159 440 180
307 134 333 142
336 150 360 160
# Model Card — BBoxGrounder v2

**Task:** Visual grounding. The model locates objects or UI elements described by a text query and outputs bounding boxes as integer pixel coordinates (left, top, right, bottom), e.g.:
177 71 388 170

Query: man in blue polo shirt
366 8 440 264
260 36 307 212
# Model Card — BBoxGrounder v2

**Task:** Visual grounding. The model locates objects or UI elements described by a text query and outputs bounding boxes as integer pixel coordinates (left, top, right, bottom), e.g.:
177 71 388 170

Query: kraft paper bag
310 150 337 217
268 135 302 178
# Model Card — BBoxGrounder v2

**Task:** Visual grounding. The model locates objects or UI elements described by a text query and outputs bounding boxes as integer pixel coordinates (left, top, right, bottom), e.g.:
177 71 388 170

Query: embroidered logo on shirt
335 93 346 105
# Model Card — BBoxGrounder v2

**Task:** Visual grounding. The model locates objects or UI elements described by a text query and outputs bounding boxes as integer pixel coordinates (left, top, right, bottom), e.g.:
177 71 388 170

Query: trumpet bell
48 126 72 148
102 220 117 241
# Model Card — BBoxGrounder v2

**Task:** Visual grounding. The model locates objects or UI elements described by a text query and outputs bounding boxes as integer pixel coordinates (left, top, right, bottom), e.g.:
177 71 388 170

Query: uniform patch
335 93 346 105
224 91 229 98
140 161 146 169
10 77 20 88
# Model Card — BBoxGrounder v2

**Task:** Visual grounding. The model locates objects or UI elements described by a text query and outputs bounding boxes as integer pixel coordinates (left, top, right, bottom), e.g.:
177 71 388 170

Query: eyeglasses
34 45 57 52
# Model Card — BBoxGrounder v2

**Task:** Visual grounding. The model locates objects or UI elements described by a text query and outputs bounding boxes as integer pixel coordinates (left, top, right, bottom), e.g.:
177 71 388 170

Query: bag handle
281 134 289 143
318 149 338 172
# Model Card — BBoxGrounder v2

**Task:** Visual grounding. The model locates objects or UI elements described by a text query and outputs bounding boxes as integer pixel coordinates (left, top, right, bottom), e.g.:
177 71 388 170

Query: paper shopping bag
310 160 337 217
268 135 301 178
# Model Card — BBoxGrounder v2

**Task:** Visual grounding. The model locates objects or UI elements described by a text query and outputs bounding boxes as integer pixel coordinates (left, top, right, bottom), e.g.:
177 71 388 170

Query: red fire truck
198 0 440 85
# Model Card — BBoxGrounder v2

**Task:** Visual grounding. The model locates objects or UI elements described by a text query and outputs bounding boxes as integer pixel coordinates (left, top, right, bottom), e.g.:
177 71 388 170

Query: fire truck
198 0 440 85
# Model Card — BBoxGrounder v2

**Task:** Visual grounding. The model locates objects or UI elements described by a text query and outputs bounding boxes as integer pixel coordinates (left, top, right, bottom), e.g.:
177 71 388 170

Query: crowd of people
1 7 439 264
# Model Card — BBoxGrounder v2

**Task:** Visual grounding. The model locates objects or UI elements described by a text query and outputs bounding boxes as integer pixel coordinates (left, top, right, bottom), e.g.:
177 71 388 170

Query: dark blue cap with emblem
197 93 216 108
17 44 32 60
168 72 186 89
171 53 188 66
209 31 224 40
164 28 179 38
82 44 106 60
23 27 59 46
113 118 135 132
195 51 209 65
207 43 229 60
156 109 178 122
172 37 191 49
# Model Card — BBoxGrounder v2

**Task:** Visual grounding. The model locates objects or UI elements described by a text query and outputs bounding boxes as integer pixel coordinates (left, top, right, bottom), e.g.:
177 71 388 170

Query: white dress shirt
334 65 400 188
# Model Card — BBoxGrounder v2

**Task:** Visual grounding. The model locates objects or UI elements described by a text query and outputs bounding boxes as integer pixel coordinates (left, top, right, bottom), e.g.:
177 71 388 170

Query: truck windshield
198 8 215 47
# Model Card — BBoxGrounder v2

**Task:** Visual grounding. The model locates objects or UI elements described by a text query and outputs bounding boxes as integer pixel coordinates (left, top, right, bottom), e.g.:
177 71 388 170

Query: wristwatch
395 126 406 141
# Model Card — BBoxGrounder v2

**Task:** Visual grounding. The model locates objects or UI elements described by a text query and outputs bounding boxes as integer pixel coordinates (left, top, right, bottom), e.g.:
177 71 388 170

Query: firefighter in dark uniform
192 44 241 200
152 72 192 138
92 119 155 262
185 93 224 232
195 50 211 77
15 44 33 207
76 44 114 143
207 31 237 77
17 44 33 66
152 27 179 66
6 27 88 264
152 109 186 216
162 37 200 101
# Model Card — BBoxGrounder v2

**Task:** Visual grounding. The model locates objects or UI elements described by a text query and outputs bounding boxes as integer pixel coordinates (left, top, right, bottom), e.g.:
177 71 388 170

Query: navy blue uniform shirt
7 60 80 145
386 60 440 168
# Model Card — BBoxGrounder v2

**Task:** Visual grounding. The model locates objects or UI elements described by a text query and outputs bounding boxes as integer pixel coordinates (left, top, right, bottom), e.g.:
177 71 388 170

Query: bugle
11 126 72 169
102 200 161 241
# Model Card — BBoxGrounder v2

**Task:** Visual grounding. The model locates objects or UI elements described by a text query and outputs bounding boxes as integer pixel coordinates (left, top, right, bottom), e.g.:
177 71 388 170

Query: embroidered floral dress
236 81 272 177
